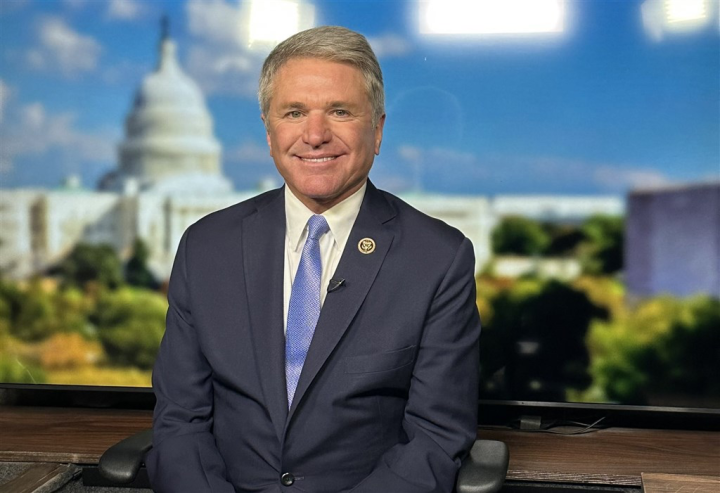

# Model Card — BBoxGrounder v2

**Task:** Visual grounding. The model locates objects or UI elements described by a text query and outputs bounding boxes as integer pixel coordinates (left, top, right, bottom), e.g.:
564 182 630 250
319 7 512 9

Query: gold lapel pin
358 238 376 254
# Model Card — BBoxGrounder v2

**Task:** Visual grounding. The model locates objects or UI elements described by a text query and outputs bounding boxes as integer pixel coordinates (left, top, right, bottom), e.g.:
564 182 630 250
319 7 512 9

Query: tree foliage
93 287 167 369
38 332 103 369
125 238 158 289
578 215 624 275
586 296 720 404
0 276 168 384
491 215 624 276
0 356 47 384
1 280 92 342
491 216 550 256
478 278 607 401
56 243 124 289
542 223 585 257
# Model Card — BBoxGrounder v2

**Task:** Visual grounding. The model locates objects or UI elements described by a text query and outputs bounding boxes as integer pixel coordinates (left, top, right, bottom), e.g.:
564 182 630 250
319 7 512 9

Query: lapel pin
358 238 376 254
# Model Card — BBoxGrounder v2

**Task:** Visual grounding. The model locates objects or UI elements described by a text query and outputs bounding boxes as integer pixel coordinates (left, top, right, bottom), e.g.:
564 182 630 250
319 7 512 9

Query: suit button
280 472 295 486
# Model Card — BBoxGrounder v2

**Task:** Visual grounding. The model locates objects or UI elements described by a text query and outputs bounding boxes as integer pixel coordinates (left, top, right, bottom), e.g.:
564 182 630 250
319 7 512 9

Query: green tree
542 223 585 257
125 238 158 289
578 215 624 275
491 216 550 256
0 295 10 339
651 297 720 397
479 278 607 401
586 296 720 404
93 287 167 369
56 243 123 289
0 280 24 338
477 278 541 398
13 284 55 341
0 356 47 384
2 280 93 342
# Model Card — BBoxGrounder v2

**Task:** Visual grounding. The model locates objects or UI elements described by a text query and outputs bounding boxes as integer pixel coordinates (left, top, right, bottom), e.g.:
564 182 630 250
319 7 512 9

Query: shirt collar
285 182 367 253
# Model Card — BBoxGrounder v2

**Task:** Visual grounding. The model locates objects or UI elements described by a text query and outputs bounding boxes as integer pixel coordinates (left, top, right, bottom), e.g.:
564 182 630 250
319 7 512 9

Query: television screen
1 0 718 411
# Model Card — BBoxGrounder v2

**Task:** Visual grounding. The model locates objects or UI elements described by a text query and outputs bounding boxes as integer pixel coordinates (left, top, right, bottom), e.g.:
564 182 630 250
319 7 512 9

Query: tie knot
307 214 329 240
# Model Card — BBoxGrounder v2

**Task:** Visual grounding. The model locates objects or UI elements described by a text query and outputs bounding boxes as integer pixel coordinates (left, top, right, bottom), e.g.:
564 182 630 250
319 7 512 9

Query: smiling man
147 26 481 493
262 56 384 213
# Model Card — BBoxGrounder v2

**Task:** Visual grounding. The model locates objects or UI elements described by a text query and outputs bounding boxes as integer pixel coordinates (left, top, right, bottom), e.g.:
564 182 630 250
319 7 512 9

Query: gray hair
259 26 385 127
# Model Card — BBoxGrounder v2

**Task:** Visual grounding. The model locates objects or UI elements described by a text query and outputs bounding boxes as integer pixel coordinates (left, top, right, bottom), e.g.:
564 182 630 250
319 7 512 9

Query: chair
456 439 510 493
98 432 509 492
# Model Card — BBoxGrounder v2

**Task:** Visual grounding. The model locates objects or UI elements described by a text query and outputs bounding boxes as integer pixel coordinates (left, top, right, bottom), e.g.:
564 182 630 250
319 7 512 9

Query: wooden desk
478 426 720 487
641 473 720 493
1 407 718 488
0 407 151 464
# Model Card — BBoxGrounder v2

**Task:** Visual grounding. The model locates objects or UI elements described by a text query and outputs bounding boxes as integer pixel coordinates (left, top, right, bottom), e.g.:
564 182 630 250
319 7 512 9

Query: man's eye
287 110 303 118
333 109 348 117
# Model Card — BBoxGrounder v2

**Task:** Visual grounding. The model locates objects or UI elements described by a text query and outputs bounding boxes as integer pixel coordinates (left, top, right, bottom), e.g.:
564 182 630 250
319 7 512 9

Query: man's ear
261 114 272 155
374 114 386 155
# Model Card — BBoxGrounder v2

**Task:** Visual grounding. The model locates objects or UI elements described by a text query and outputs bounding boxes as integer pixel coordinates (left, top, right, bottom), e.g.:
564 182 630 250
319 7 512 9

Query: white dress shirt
283 182 366 332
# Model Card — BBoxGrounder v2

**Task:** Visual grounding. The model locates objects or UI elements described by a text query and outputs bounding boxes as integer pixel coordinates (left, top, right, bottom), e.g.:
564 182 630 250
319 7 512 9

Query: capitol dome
100 27 231 194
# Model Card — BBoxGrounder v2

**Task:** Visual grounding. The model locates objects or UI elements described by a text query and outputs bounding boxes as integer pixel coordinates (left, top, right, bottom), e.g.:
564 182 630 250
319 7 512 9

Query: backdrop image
1 0 718 409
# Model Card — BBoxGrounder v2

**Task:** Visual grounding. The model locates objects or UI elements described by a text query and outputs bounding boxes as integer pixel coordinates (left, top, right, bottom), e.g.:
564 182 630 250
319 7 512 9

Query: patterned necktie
286 214 330 407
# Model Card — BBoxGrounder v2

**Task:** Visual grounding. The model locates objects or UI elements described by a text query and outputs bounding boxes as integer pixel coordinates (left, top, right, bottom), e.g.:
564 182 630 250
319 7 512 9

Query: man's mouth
298 156 338 163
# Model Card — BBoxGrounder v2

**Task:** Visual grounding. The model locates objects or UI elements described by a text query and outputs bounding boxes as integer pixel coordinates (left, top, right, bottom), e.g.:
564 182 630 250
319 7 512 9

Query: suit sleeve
145 229 237 493
350 237 481 493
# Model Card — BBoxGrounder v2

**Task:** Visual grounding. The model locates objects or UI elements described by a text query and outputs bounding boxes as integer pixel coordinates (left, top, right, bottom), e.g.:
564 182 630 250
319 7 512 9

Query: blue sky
1 0 718 196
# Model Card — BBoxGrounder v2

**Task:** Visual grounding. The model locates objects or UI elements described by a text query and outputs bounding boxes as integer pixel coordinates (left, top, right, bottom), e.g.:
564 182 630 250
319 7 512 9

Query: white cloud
398 144 479 167
185 44 260 96
386 147 675 194
21 102 45 129
27 17 102 77
368 33 412 58
0 101 116 176
398 145 422 162
0 79 11 124
187 0 244 46
499 155 673 193
183 0 303 98
593 165 671 191
106 0 146 20
184 0 266 97
226 140 270 163
375 144 485 192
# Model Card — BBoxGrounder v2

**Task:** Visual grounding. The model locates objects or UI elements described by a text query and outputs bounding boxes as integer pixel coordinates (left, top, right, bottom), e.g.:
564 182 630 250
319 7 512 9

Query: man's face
263 57 385 213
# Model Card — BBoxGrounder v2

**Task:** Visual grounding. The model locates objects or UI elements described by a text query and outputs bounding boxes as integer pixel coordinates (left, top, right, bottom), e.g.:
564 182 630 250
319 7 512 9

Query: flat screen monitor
1 0 718 429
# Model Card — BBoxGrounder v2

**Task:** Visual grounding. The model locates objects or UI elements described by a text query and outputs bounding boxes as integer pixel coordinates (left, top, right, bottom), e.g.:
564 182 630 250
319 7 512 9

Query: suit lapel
242 189 288 441
288 182 396 419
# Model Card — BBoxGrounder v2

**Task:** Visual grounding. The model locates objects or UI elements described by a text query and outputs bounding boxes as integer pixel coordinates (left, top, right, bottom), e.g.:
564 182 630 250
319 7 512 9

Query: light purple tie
285 214 329 407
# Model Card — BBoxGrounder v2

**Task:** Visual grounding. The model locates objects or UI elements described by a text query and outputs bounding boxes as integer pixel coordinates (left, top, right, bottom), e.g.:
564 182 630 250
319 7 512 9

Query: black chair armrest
456 439 510 493
98 429 153 484
97 431 508 491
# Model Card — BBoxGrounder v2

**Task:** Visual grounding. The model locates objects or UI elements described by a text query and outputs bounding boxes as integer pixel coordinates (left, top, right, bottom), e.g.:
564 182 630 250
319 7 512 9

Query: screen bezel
3 384 718 431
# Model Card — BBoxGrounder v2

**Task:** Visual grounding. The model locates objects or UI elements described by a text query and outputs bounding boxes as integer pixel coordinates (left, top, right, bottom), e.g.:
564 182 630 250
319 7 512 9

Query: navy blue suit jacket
147 181 481 492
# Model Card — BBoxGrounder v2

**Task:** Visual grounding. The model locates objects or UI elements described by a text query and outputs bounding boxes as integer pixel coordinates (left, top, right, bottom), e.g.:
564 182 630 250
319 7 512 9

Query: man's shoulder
374 187 466 247
191 188 282 229
187 187 282 234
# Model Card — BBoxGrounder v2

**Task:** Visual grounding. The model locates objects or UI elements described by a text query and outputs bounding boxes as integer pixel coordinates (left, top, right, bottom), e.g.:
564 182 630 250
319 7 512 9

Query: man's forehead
275 56 362 76
269 59 369 107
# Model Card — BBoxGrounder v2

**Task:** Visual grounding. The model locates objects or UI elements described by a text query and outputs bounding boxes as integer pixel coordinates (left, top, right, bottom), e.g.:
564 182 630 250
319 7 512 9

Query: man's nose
302 113 332 148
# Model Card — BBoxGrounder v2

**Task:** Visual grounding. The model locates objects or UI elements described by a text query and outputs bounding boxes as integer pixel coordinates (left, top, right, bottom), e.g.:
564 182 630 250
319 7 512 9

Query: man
147 26 481 493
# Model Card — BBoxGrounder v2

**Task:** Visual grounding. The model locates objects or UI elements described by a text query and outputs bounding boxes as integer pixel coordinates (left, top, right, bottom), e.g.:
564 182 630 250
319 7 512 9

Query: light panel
246 0 315 47
665 0 708 23
420 0 565 35
641 0 713 41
